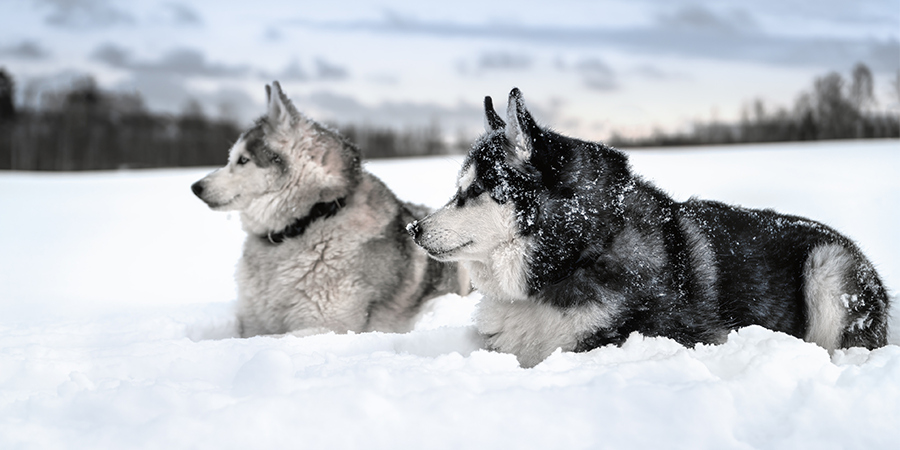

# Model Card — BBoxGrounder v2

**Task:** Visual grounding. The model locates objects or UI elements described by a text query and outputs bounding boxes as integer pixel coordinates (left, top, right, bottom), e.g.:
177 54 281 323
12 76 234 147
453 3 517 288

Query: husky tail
803 243 890 350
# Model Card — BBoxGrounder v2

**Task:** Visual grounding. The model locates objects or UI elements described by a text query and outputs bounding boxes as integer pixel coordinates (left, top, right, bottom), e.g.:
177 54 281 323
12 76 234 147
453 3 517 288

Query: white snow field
0 139 898 449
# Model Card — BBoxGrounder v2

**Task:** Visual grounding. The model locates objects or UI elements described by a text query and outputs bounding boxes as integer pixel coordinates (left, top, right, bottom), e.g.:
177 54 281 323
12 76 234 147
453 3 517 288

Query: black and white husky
192 81 468 338
408 88 890 367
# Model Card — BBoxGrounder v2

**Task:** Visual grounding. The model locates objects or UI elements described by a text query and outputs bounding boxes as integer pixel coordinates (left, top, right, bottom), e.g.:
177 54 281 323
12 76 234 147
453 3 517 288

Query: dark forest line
0 72 461 170
0 64 897 171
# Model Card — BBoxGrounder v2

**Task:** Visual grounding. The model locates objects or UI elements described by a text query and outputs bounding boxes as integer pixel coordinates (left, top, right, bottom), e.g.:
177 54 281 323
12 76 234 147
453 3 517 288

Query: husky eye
456 181 486 207
468 181 485 197
237 155 250 165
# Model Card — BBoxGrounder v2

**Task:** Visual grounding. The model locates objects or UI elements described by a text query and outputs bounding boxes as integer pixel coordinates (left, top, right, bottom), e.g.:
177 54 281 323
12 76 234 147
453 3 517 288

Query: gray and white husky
192 81 468 338
408 88 890 367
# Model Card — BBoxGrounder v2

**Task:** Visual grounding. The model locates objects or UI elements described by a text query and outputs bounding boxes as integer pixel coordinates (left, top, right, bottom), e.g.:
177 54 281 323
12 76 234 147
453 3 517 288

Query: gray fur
192 81 469 337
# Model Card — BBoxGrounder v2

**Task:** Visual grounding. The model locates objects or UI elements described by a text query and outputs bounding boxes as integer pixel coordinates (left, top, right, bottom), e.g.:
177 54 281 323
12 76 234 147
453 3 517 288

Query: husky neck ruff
265 197 346 244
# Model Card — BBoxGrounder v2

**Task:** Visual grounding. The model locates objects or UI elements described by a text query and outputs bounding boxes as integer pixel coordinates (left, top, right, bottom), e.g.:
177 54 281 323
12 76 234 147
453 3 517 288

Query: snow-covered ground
0 139 898 449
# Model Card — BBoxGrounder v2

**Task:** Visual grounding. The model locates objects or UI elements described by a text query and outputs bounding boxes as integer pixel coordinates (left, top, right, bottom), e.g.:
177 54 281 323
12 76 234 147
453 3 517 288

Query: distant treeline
0 73 240 171
0 70 459 171
610 63 899 148
1 64 898 171
336 123 464 160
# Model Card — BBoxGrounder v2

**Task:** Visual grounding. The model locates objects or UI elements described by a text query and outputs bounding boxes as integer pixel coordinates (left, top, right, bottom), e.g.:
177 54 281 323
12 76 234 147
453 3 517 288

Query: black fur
483 96 506 131
474 88 890 353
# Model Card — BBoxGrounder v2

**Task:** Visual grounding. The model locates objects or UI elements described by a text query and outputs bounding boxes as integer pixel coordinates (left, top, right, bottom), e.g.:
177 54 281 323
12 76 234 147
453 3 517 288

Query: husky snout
406 220 421 239
191 175 230 209
191 180 205 198
407 217 440 253
407 215 441 256
407 211 477 262
406 218 452 249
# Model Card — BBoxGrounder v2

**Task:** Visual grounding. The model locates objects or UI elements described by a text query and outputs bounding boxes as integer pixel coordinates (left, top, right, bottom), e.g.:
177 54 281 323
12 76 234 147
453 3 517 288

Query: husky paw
476 302 561 368
480 328 555 368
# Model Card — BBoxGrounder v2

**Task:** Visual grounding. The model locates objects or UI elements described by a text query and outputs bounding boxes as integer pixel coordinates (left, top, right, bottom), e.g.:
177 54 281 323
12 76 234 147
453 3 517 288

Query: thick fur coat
409 88 890 367
193 82 468 337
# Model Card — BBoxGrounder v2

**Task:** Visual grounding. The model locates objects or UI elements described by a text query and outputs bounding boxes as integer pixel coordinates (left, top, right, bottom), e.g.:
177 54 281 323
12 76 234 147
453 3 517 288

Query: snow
1 139 899 449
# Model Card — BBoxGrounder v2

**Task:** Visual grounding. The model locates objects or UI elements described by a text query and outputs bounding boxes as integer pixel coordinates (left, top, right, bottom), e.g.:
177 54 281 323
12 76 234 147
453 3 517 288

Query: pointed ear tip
507 87 529 115
271 81 284 95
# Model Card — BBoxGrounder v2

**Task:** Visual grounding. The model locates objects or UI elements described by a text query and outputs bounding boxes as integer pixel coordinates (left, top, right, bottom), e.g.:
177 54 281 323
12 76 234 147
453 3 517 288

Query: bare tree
891 70 900 105
0 68 14 122
0 68 14 169
849 63 875 111
812 72 859 139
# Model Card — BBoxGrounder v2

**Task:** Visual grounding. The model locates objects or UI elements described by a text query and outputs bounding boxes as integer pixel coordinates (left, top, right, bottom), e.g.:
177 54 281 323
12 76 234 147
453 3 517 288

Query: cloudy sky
2 0 898 140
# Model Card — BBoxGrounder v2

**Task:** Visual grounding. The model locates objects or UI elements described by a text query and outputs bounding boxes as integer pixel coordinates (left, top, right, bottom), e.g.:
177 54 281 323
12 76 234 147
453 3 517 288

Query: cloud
117 71 187 113
655 4 756 34
91 43 129 66
267 60 309 82
314 58 349 80
477 51 532 71
553 57 618 91
152 49 248 77
573 59 617 91
263 27 283 41
208 88 258 123
114 71 258 124
0 40 50 60
88 44 350 124
162 3 202 26
631 64 687 81
260 58 351 83
294 88 560 137
91 44 250 78
37 0 134 29
285 5 899 72
367 73 399 86
89 43 261 123
299 90 482 131
456 50 532 76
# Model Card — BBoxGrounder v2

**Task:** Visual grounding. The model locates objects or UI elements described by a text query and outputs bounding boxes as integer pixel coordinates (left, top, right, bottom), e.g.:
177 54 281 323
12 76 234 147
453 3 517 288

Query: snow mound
1 140 899 448
1 296 897 449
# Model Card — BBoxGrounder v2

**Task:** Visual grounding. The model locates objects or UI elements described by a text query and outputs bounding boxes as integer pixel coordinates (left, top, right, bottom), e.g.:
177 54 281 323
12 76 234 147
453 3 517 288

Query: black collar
265 197 346 244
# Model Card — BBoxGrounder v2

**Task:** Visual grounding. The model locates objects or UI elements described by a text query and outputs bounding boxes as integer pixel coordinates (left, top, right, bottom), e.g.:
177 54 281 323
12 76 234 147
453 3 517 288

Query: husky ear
505 87 539 162
267 80 299 128
484 96 505 132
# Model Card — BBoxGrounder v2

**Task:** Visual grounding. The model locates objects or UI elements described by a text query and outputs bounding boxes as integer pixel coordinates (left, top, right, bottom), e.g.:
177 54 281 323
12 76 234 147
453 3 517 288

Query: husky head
409 88 630 300
192 81 361 236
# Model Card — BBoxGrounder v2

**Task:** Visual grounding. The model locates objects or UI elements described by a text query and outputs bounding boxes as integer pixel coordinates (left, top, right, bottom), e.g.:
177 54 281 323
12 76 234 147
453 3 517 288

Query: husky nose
406 220 421 239
191 181 204 198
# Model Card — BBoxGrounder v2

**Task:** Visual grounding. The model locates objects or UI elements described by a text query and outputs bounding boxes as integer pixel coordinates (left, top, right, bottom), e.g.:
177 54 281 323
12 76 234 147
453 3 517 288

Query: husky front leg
475 295 619 367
